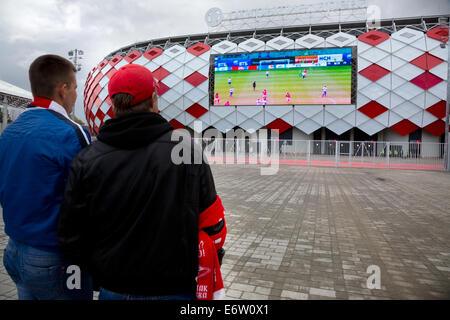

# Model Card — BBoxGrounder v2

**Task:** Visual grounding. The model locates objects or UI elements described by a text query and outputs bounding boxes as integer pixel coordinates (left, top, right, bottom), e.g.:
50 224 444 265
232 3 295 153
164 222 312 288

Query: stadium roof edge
105 14 449 59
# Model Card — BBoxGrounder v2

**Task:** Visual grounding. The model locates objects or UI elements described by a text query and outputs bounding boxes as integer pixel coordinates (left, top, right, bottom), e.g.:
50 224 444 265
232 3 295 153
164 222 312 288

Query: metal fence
194 138 446 171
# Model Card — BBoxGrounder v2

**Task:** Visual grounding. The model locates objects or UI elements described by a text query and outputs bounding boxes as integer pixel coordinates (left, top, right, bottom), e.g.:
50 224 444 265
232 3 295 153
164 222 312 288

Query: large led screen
212 47 352 106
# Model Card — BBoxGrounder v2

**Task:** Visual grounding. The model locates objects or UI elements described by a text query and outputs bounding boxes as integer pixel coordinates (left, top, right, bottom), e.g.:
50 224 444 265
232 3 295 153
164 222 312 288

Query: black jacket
57 112 217 296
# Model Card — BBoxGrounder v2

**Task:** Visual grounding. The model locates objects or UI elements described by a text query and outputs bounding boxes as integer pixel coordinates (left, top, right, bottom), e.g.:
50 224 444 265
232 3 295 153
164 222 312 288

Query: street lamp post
68 49 83 72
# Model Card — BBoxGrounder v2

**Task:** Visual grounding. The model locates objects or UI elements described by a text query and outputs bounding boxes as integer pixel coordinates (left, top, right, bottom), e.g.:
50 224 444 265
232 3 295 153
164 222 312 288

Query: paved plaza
1 165 450 300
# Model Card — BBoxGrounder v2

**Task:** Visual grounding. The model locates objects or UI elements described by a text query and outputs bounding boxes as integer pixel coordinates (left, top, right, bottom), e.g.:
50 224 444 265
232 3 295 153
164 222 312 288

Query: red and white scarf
197 195 227 300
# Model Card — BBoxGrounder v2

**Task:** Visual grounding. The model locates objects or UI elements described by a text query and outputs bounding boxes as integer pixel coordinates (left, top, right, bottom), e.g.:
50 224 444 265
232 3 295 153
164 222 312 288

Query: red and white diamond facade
84 20 448 141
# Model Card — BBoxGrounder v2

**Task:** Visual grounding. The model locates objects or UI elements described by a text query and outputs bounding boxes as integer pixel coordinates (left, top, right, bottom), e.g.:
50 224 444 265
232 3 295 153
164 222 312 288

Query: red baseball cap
108 64 158 107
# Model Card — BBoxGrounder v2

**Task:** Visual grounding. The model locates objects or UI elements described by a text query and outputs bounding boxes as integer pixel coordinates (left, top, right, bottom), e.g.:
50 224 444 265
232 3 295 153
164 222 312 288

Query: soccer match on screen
213 47 352 106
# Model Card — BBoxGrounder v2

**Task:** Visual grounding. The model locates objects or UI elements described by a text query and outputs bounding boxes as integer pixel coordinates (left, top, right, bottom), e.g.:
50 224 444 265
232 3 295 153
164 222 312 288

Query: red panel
266 118 292 134
427 26 449 43
105 67 117 79
186 103 208 118
105 96 112 107
95 109 105 122
169 119 184 129
358 101 388 119
410 71 443 90
124 50 142 63
107 107 115 119
423 120 445 136
98 59 109 70
187 42 211 56
144 47 163 61
93 96 103 108
184 71 208 87
152 66 170 81
91 85 103 102
426 100 447 119
410 53 444 71
359 64 390 82
390 119 420 136
358 30 390 46
156 81 170 96
108 54 123 67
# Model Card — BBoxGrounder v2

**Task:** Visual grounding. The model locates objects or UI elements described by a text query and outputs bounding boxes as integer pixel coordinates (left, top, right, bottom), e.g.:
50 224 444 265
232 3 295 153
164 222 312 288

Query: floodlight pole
444 28 450 171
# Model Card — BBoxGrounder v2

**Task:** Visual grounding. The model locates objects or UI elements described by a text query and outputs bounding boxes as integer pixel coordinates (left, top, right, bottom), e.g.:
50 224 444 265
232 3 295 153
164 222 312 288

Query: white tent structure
0 79 32 131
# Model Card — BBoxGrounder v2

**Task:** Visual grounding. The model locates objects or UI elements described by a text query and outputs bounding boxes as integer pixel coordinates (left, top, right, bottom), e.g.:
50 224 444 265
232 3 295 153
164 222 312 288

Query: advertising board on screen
212 47 353 106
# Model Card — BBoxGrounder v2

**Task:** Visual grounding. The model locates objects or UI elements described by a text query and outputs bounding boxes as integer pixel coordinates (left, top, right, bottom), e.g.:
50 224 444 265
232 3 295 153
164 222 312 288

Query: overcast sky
1 0 449 121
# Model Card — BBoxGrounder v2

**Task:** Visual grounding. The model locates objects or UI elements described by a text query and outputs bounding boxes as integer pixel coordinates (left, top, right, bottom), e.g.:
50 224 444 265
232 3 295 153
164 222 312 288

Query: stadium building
83 12 449 161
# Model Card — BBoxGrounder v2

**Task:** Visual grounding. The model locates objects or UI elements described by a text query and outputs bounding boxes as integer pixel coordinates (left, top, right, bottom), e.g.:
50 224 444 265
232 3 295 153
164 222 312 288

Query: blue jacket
0 103 91 252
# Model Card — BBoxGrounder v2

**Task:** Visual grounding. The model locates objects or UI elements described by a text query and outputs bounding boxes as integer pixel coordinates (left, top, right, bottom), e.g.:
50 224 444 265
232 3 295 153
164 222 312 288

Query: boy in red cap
58 64 226 300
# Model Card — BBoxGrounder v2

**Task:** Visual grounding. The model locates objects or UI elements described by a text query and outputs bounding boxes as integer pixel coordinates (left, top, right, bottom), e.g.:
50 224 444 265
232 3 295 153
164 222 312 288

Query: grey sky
1 0 449 122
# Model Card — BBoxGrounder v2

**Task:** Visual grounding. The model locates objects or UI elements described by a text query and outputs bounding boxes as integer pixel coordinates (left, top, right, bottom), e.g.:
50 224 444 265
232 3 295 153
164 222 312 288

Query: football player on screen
321 85 327 98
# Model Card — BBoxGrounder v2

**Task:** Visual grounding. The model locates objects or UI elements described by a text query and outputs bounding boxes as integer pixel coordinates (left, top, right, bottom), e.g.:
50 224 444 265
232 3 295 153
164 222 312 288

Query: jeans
2 239 93 300
99 287 195 300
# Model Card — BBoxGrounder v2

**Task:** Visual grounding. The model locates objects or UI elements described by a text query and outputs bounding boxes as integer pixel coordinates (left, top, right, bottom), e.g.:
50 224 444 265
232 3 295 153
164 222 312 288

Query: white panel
429 62 448 80
392 46 423 62
359 46 389 64
388 110 404 126
295 34 325 49
409 36 427 52
327 119 353 135
391 101 421 118
425 92 441 109
152 54 170 66
164 45 186 58
358 119 385 136
293 111 306 125
213 119 235 133
428 81 447 100
357 92 371 109
162 59 183 73
184 87 206 103
391 28 424 45
294 119 321 134
325 32 356 48
391 73 408 90
375 93 390 107
132 56 149 66
162 88 182 104
410 92 426 109
377 55 392 71
408 111 423 127
357 57 372 72
357 40 372 54
115 59 128 70
342 110 356 126
161 73 182 88
265 105 292 118
239 119 263 133
293 105 322 118
376 39 391 53
390 93 406 108
390 39 407 53
376 74 391 90
324 111 338 126
238 38 265 52
325 105 354 119
362 83 389 101
266 36 294 50
395 63 424 81
395 82 424 100
98 86 108 101
374 111 389 126
211 40 238 54
163 104 184 118
357 74 372 90
356 111 371 126
186 57 208 71
391 55 408 71
425 37 442 51
99 76 109 88
430 45 448 61
146 61 159 72
422 111 438 127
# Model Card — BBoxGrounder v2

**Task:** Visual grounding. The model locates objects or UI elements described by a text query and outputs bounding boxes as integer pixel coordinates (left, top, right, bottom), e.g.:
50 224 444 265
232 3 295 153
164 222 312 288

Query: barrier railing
194 138 445 171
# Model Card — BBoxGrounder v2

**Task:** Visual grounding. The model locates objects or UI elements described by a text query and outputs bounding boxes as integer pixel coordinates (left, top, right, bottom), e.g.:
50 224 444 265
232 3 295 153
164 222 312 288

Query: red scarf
197 195 227 300
30 97 52 109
